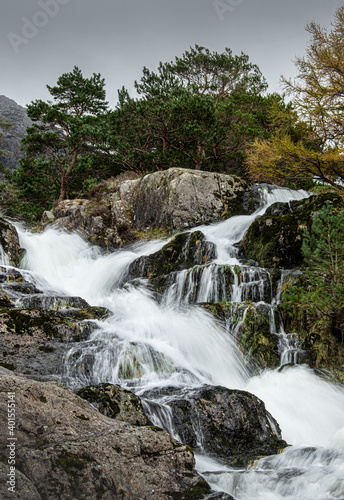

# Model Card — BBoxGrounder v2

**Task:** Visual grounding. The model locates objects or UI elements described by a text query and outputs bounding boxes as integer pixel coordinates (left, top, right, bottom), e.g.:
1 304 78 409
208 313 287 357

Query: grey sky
1 0 342 108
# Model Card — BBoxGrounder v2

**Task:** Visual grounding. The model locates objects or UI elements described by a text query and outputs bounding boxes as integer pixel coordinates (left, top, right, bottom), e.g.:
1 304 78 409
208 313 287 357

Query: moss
241 192 344 269
77 387 121 418
148 425 164 432
239 305 280 370
129 231 215 281
56 450 92 471
132 227 172 241
281 276 344 370
168 481 211 500
0 293 14 308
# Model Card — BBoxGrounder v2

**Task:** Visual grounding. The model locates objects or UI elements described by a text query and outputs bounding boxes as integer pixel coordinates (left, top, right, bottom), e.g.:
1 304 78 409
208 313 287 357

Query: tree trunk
195 140 205 170
58 150 78 203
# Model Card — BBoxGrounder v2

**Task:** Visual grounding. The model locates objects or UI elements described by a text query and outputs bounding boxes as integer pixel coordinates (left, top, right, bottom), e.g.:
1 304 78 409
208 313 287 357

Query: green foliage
9 66 109 215
0 47 278 220
246 6 344 190
109 45 274 175
283 203 344 367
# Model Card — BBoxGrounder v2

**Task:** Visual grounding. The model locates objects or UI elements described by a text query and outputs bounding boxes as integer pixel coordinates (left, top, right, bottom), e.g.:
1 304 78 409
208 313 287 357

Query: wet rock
127 231 216 282
238 303 280 370
78 382 152 426
0 268 111 381
145 385 287 467
240 192 344 268
0 307 98 378
131 168 250 231
0 369 211 500
242 183 276 213
0 218 23 266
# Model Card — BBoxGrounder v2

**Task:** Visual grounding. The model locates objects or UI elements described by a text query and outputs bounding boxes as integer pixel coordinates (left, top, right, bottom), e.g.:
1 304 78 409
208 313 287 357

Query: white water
195 186 309 265
12 185 344 500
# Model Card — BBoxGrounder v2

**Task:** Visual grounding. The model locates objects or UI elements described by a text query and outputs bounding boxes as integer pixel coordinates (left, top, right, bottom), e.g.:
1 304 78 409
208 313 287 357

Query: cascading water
13 184 344 500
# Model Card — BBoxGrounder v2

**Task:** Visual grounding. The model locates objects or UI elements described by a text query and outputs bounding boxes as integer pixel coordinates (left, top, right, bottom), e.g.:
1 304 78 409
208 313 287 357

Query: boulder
144 385 287 467
42 173 140 250
42 169 250 249
0 218 23 266
78 382 152 426
43 199 121 251
0 369 211 499
130 168 250 231
240 192 344 269
127 231 216 282
238 303 280 370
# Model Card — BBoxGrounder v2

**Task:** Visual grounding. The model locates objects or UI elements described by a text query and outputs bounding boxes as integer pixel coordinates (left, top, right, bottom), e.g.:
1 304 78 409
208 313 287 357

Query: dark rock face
145 386 287 467
240 192 344 269
0 369 211 500
127 231 216 282
0 218 23 266
0 95 32 173
131 168 250 231
78 383 152 426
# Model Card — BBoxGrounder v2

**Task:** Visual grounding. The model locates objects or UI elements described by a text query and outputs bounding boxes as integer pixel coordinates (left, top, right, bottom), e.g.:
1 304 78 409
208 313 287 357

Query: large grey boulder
43 168 249 249
130 167 249 230
0 369 211 499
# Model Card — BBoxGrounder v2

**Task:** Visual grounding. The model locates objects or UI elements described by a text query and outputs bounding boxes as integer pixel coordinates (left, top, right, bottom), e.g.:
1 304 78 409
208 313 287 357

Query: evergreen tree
111 46 272 174
17 66 108 204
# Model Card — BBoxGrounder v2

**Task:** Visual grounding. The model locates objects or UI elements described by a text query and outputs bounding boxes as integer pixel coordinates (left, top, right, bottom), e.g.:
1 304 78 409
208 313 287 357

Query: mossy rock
127 231 216 281
77 383 152 426
239 304 280 370
280 274 344 371
240 192 344 269
0 308 82 341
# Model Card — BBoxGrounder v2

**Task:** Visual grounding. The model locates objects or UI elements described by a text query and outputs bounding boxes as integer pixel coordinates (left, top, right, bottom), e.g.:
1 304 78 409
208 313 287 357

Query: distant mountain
0 95 32 172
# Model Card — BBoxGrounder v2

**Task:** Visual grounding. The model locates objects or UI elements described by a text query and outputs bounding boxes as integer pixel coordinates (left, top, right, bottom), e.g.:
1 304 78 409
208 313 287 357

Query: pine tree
19 66 108 203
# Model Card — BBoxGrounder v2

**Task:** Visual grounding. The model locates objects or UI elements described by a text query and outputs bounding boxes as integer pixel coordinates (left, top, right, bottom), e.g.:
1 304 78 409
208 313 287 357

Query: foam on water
13 185 344 500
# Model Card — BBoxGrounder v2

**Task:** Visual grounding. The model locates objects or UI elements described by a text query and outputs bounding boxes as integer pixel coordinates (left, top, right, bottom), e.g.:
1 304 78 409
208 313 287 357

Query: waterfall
14 184 344 500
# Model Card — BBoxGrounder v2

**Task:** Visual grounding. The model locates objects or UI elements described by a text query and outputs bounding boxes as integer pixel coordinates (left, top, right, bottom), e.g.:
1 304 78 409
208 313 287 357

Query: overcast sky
1 0 343 108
